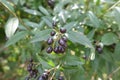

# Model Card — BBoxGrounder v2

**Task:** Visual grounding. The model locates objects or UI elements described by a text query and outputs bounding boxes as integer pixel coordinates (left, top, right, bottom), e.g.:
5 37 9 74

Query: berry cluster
38 71 50 80
46 27 67 54
26 58 38 80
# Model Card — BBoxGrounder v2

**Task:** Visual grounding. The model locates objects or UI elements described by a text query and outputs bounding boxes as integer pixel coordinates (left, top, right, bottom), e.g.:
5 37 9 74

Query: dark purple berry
60 28 66 33
58 76 64 80
58 38 65 46
54 46 59 53
46 46 53 53
52 21 57 27
62 36 67 42
58 46 65 53
50 31 56 36
47 38 53 45
97 47 103 53
29 71 34 77
42 73 48 79
47 0 55 9
27 65 32 72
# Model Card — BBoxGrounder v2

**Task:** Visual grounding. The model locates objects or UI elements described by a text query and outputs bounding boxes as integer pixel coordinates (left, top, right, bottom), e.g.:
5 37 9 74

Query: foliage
0 0 120 80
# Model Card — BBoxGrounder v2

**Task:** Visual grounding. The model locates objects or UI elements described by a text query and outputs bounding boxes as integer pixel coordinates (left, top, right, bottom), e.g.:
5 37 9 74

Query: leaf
101 32 118 45
114 42 120 60
0 0 15 12
5 17 19 38
24 20 39 28
68 31 93 48
113 7 120 30
87 29 95 40
39 6 50 16
5 31 28 47
63 54 83 66
42 16 52 28
88 11 100 28
23 8 41 15
31 29 53 42
63 22 77 32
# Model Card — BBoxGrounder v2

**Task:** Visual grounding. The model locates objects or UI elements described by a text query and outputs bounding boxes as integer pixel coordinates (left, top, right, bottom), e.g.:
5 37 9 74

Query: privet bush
0 0 120 80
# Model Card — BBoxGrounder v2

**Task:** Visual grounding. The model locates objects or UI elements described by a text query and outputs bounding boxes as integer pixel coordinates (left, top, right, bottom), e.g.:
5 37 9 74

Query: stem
108 66 120 78
49 64 60 80
0 1 31 30
107 0 120 12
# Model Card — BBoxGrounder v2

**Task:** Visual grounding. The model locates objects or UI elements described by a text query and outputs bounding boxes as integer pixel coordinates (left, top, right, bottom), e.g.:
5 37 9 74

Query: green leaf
101 32 118 45
5 17 19 38
68 31 93 48
0 0 15 12
113 7 120 30
63 22 77 32
63 54 83 66
88 11 100 28
23 8 41 15
24 20 39 28
42 16 52 28
37 56 51 69
87 29 95 40
39 6 50 16
31 29 53 42
114 42 120 60
5 31 28 47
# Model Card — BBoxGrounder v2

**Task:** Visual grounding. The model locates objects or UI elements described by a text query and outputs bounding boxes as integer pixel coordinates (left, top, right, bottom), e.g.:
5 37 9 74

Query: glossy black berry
54 46 59 53
46 46 53 53
50 31 56 36
38 76 44 80
47 0 55 9
27 65 32 72
47 38 53 45
58 76 64 80
97 47 103 53
58 38 65 46
62 36 67 42
42 73 48 79
58 46 65 53
60 28 66 33
52 21 57 27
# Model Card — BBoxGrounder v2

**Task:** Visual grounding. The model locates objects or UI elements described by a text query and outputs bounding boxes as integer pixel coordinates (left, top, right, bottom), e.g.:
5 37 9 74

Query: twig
49 64 60 80
107 0 120 12
108 66 120 78
0 1 31 30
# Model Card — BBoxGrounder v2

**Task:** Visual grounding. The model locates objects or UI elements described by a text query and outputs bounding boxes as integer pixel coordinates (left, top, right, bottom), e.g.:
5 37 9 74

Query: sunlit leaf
5 17 19 38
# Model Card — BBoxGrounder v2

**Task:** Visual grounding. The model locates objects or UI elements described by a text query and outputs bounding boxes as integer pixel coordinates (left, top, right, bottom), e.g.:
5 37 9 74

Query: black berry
50 31 56 36
60 28 66 33
97 47 103 53
58 76 64 80
54 46 59 53
62 36 67 42
47 0 55 9
38 76 44 80
46 46 53 53
27 65 32 72
47 38 53 45
58 38 65 46
52 21 57 27
58 46 65 53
